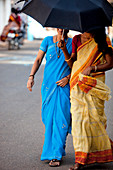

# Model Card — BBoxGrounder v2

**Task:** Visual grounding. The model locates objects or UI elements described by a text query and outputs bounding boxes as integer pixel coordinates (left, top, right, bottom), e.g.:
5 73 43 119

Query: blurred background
0 0 83 42
0 0 113 42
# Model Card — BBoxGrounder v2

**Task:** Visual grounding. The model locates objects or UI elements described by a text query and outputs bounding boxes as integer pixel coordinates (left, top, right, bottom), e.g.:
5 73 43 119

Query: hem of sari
75 159 113 165
41 156 62 161
41 152 66 161
75 147 113 165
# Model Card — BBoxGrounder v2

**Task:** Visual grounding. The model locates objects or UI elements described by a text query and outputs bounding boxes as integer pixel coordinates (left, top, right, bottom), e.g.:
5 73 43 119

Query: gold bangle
95 65 97 72
65 56 72 62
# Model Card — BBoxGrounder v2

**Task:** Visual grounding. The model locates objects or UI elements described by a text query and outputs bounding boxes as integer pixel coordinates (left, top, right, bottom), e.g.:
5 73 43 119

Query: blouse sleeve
72 35 78 53
39 37 48 53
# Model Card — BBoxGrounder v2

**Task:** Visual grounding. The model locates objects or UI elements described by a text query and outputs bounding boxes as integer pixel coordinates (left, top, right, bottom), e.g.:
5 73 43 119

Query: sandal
49 159 61 167
69 163 83 170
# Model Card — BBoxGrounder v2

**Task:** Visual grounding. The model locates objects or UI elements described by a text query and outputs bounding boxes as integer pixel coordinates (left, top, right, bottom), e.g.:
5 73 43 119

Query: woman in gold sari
58 27 113 169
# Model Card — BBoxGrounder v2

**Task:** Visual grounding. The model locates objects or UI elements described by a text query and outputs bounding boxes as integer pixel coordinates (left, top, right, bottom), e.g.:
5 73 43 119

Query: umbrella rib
44 0 62 27
79 12 83 33
89 0 113 19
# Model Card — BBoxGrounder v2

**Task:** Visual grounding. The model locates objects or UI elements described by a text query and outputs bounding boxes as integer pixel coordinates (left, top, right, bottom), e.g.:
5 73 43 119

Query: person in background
27 29 72 167
0 7 21 41
58 27 113 170
17 7 28 44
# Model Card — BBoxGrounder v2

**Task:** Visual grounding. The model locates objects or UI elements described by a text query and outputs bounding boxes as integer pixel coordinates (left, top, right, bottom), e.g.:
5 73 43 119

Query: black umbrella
16 0 113 32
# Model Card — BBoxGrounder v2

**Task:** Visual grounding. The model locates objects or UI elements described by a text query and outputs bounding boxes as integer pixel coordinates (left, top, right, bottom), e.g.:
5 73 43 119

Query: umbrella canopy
17 0 113 32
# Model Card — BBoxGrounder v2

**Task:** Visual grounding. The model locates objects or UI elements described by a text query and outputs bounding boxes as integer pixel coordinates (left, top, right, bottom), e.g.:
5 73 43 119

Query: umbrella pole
61 29 64 40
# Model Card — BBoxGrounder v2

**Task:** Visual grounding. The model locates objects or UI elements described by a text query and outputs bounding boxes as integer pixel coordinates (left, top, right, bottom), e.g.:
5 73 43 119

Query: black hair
11 7 19 15
88 27 112 56
11 8 16 13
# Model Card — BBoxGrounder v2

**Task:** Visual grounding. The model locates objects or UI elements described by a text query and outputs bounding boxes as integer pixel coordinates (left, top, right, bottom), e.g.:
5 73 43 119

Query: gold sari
70 38 113 165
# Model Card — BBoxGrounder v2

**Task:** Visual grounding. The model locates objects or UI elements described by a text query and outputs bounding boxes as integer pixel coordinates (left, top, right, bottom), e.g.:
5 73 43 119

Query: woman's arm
82 53 113 75
57 40 76 68
63 49 76 68
27 50 45 91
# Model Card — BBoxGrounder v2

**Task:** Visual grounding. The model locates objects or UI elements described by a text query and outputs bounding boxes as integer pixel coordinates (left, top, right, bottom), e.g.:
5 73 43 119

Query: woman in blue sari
27 29 72 167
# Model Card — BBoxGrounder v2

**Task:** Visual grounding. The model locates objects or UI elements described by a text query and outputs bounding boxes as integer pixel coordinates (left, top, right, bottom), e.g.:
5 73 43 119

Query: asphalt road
0 40 113 170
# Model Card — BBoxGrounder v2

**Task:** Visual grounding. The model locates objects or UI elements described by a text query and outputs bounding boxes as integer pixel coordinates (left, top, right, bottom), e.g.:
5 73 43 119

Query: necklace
55 36 68 58
55 42 60 58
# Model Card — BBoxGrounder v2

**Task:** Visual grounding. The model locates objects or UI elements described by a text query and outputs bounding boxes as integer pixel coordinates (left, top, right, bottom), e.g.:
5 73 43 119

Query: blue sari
40 36 72 161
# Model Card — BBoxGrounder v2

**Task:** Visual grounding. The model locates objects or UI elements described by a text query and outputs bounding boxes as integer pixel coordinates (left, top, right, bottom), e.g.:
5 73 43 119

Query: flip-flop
49 159 61 167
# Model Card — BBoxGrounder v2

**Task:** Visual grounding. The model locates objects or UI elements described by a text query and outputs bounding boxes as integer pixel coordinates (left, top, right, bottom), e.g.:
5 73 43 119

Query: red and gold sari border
75 149 113 165
70 76 79 90
70 45 98 89
91 72 105 78
77 38 93 52
92 52 102 65
78 76 97 93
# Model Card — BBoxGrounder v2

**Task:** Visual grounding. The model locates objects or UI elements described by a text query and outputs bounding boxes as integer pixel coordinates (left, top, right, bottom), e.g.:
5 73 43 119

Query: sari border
70 45 98 91
75 148 113 165
77 38 93 52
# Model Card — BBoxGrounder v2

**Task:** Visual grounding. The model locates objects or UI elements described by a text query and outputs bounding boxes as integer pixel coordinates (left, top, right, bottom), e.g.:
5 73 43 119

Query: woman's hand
82 66 92 76
27 78 34 92
56 77 69 87
57 40 66 51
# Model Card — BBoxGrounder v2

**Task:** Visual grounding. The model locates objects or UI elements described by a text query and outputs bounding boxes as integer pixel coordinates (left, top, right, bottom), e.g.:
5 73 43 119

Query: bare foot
69 163 83 170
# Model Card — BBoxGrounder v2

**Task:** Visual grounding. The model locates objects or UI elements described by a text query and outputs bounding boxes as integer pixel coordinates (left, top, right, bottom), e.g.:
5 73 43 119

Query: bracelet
65 76 70 81
94 65 97 72
65 56 72 62
29 75 34 79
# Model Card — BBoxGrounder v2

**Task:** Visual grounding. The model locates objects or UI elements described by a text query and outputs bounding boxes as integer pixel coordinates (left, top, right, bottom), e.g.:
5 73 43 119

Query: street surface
0 40 113 170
